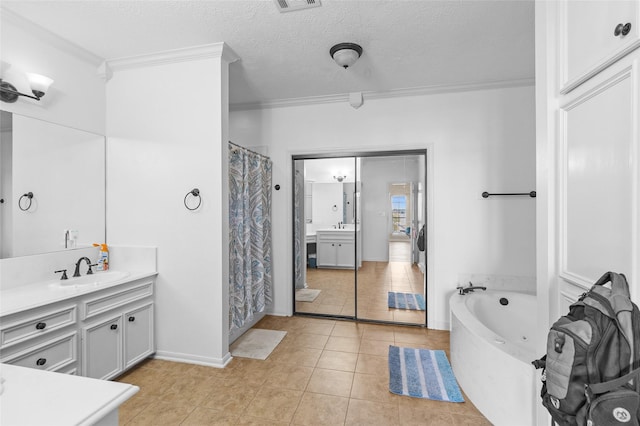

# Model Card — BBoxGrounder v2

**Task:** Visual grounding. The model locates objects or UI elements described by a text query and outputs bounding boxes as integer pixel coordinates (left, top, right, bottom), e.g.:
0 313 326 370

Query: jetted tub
450 290 537 425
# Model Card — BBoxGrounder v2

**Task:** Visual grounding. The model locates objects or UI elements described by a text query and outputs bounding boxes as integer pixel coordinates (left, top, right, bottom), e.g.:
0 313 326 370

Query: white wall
230 86 536 329
106 46 235 366
0 10 105 134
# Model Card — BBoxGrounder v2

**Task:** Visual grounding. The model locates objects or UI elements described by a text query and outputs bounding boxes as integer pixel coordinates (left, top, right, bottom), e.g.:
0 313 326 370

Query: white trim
231 78 535 111
153 350 232 368
631 58 640 304
105 43 240 73
0 7 104 66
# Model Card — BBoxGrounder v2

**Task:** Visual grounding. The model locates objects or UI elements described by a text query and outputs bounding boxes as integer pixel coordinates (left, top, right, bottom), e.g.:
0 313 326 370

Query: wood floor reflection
296 242 425 324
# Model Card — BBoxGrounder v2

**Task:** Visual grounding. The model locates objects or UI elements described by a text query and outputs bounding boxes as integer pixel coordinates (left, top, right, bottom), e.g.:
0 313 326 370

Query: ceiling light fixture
333 175 347 182
0 73 54 103
330 43 363 69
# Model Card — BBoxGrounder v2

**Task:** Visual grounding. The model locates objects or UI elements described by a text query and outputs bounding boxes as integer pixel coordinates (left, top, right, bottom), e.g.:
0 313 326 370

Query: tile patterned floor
116 315 490 425
297 251 426 324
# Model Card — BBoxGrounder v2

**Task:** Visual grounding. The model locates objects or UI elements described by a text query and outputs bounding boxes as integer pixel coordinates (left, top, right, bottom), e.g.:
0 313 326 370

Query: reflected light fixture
333 175 347 182
0 73 54 103
330 43 363 69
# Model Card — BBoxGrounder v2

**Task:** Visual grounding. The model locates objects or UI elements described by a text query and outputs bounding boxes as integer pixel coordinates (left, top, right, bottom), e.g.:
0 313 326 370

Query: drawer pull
128 316 136 322
36 358 47 366
35 322 47 330
110 324 118 330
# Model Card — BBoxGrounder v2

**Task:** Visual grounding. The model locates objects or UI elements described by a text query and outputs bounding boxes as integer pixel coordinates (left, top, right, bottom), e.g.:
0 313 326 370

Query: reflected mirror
0 111 106 258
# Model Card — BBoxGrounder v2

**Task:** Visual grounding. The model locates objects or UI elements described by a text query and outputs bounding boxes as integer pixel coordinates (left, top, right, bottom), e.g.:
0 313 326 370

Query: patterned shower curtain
228 143 273 331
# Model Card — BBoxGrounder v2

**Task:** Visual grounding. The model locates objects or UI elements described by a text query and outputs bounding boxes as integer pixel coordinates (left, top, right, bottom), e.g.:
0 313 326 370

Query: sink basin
53 270 130 287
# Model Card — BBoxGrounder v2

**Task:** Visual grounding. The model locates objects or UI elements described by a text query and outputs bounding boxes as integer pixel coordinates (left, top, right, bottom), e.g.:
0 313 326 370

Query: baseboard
433 320 450 331
154 350 232 368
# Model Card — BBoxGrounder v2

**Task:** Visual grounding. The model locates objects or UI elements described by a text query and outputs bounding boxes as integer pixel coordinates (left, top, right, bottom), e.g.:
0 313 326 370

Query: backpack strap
588 272 640 371
594 271 631 299
587 366 640 396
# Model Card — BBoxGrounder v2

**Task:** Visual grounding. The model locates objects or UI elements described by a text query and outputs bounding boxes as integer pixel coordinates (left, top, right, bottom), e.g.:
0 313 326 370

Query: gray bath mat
230 329 287 360
295 288 321 302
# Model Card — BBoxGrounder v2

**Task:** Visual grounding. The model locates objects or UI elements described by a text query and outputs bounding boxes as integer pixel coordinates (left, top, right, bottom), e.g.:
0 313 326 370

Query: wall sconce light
330 43 363 69
333 175 347 182
0 73 54 103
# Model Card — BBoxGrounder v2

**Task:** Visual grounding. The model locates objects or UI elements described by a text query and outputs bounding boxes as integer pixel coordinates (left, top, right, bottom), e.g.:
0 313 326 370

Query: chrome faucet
457 282 487 295
73 257 95 277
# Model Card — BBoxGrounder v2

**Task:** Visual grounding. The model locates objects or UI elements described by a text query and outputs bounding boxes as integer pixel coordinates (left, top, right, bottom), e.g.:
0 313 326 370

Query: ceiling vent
274 0 321 13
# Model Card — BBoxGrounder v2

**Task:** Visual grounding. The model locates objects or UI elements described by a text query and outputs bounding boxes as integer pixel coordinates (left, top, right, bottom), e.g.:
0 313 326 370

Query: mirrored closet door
292 151 427 326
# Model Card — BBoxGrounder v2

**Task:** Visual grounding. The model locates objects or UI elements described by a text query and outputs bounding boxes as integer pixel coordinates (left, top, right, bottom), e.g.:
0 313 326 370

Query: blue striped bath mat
388 345 464 402
387 292 425 310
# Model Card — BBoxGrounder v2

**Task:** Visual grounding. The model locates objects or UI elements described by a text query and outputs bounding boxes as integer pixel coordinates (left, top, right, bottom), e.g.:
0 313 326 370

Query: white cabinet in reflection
316 229 360 269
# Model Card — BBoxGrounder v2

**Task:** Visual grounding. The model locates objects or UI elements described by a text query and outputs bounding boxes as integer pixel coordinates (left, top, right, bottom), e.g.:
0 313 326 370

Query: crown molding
230 77 535 111
104 43 240 74
1 7 104 66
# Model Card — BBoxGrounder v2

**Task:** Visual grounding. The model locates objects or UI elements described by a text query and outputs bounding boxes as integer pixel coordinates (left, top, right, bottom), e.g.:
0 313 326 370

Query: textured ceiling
1 0 535 107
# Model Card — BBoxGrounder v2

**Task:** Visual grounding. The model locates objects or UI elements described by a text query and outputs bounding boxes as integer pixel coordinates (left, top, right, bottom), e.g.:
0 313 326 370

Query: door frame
291 149 428 327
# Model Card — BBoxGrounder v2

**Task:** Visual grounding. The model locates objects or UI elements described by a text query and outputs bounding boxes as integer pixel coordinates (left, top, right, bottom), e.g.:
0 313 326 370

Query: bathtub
450 290 538 426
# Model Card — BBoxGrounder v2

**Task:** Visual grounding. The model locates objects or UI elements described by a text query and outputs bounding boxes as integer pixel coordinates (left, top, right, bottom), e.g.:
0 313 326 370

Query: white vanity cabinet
81 280 155 380
316 230 360 269
0 275 155 380
0 304 79 373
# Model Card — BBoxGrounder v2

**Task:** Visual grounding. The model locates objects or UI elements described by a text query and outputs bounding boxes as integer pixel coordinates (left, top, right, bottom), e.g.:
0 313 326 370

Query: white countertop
0 271 157 317
0 363 138 426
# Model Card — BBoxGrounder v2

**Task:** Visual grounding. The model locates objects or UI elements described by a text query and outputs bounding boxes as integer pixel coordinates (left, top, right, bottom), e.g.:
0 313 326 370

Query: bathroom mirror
0 110 106 258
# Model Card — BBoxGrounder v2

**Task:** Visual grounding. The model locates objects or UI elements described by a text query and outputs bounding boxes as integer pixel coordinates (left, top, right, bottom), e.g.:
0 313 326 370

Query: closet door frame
291 149 428 327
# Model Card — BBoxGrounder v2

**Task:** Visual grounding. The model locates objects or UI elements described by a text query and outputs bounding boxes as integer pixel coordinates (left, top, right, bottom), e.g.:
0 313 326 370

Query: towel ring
18 192 34 211
184 188 201 211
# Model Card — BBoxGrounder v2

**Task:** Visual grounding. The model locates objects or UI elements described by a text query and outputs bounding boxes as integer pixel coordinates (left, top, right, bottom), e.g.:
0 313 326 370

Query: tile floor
116 315 490 425
296 262 425 324
297 241 425 324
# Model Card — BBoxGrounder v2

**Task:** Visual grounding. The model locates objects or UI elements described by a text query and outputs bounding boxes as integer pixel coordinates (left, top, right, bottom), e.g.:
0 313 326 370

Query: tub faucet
457 282 487 295
73 257 95 277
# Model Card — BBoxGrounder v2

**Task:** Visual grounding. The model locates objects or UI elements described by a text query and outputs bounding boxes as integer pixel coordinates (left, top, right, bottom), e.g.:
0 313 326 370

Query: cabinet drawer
1 305 77 348
2 332 77 372
82 281 153 320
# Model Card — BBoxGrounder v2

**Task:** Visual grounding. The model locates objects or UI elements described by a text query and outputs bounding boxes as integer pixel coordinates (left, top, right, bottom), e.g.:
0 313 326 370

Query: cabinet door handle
128 316 135 322
36 358 47 366
35 322 47 330
615 22 632 36
110 324 118 330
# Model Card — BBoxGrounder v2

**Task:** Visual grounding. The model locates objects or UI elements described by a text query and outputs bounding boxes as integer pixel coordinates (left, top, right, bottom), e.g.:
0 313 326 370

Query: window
391 195 407 233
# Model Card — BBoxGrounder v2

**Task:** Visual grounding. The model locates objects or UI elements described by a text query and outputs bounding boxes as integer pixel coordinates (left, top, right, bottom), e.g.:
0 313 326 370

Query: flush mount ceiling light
0 73 54 103
330 43 363 69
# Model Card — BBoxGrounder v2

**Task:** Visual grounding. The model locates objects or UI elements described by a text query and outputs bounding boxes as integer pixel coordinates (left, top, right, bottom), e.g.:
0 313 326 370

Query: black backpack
417 225 425 252
533 272 640 425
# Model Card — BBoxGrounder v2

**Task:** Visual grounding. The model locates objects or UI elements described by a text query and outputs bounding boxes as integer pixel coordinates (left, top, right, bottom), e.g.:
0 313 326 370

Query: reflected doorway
292 151 427 326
